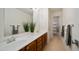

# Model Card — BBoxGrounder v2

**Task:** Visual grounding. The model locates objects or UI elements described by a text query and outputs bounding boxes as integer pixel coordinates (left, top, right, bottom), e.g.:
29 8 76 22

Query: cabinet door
36 37 43 51
26 40 36 51
42 35 45 48
44 33 47 44
43 33 47 47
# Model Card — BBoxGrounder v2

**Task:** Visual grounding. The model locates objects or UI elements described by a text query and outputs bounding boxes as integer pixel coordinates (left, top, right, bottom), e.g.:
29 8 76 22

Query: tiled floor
43 36 69 51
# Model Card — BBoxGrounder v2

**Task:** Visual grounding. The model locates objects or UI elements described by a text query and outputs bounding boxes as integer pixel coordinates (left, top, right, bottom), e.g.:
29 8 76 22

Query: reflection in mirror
33 8 40 32
4 8 33 37
0 8 4 42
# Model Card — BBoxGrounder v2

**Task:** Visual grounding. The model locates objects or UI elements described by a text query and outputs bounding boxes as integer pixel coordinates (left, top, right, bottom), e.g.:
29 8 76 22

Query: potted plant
23 23 29 32
29 22 35 32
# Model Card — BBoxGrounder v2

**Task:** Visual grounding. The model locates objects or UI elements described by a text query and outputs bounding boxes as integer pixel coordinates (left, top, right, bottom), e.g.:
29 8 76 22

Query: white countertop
0 31 47 51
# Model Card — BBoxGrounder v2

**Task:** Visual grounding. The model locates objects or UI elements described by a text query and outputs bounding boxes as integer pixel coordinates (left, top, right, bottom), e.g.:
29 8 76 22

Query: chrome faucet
10 25 20 34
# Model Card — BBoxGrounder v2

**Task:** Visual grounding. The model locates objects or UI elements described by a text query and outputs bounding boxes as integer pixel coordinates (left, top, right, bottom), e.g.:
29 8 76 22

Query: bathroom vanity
0 31 47 51
0 8 48 51
19 32 47 51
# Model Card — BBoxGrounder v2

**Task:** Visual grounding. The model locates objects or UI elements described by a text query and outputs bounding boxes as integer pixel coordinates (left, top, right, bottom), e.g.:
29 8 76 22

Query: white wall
39 8 48 31
72 9 79 42
63 8 75 25
0 8 4 42
73 9 79 42
4 8 32 36
33 8 48 32
62 8 77 41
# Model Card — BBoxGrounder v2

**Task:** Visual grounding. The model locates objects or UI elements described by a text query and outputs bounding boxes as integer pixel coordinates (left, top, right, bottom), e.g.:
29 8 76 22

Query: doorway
48 8 63 41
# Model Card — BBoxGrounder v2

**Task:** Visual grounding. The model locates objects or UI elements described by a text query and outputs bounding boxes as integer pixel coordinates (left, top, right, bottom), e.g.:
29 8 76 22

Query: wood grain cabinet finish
19 33 47 51
26 40 36 51
43 33 47 47
36 37 43 51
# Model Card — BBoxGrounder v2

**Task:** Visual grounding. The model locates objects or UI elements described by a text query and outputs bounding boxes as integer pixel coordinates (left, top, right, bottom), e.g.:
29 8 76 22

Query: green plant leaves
23 22 35 32
23 23 29 32
29 22 35 32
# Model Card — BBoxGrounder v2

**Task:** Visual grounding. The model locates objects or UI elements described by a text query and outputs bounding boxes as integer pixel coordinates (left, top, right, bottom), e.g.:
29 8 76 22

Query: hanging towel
66 25 72 47
61 25 64 37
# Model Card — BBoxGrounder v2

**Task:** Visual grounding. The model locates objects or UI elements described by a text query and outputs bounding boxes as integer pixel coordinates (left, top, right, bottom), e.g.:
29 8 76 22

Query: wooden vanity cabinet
19 33 47 51
36 37 43 51
41 33 47 48
26 40 36 51
43 33 47 47
36 33 47 51
19 40 36 51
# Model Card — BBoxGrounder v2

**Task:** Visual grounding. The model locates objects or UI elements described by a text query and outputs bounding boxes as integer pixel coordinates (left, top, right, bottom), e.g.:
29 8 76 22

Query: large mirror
3 8 33 37
0 8 47 42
